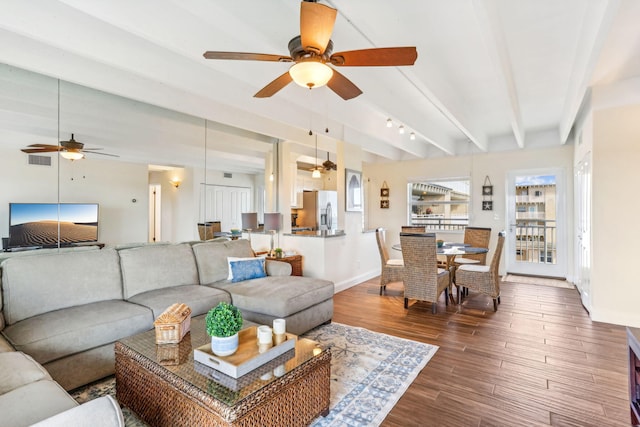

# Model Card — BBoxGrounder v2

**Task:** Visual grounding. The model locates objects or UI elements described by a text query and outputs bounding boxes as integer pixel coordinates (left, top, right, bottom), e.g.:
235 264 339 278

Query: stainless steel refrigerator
297 191 338 231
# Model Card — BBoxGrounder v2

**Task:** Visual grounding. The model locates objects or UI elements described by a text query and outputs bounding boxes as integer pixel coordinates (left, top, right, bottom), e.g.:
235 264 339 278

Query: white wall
364 144 575 278
590 104 640 327
0 147 149 246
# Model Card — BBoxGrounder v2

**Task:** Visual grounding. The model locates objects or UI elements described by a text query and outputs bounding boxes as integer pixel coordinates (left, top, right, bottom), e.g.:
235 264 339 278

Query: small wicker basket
153 303 192 344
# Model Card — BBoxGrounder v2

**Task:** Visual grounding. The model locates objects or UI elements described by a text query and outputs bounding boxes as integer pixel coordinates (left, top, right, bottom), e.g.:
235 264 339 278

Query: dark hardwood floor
331 277 630 427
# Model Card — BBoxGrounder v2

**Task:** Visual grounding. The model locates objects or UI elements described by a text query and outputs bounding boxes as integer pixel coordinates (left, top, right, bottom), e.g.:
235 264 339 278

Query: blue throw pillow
229 257 266 283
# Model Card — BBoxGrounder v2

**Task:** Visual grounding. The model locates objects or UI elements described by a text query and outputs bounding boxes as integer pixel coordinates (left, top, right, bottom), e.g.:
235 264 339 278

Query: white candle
257 326 273 344
273 318 286 335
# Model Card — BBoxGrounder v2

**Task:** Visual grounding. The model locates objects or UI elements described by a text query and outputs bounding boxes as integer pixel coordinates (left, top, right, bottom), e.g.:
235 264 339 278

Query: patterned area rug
71 322 437 427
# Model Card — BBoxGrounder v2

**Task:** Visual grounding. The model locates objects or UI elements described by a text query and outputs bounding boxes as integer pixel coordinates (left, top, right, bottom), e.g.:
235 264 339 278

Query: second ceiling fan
203 1 417 100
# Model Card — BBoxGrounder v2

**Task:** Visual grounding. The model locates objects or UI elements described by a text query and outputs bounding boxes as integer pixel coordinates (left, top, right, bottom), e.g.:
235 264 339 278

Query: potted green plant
274 247 283 259
205 302 243 356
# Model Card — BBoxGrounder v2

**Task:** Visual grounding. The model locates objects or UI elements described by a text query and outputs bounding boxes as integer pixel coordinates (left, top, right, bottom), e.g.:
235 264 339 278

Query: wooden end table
267 254 303 276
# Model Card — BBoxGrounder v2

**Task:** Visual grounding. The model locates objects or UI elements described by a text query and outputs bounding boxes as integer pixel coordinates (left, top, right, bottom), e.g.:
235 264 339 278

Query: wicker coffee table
115 316 330 427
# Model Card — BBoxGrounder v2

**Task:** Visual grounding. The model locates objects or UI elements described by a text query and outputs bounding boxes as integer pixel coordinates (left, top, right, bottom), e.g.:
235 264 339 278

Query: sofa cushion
211 276 334 318
1 248 123 325
119 243 199 299
2 300 153 365
0 379 78 427
192 239 255 285
31 395 124 427
0 351 51 395
127 285 231 319
265 259 292 277
228 257 266 282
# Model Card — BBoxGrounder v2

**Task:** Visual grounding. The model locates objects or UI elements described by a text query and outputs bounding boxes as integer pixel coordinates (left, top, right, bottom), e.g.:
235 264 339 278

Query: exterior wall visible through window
407 178 470 231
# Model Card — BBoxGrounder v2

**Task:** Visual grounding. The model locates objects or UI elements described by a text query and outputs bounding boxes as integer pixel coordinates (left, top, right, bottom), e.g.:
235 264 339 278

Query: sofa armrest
265 260 292 277
30 396 124 427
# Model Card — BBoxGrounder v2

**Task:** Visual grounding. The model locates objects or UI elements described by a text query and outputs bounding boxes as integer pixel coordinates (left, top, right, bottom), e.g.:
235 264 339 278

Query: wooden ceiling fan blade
27 143 58 148
300 1 337 54
330 47 417 66
203 51 292 62
327 69 362 100
254 71 293 98
21 147 60 153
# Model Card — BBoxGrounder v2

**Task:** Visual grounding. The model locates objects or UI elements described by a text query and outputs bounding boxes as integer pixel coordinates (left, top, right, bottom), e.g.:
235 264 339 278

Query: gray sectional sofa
0 238 334 426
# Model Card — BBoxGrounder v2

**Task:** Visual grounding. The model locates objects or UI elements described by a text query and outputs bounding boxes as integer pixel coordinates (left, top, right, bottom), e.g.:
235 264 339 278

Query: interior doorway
506 168 567 278
148 184 161 242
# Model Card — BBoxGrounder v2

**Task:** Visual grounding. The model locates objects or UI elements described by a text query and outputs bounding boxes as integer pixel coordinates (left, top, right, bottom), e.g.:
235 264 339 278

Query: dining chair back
401 225 427 233
454 226 491 266
399 232 450 313
375 228 404 295
455 231 505 310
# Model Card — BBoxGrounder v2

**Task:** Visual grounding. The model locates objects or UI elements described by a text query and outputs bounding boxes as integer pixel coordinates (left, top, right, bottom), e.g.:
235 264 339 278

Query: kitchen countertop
284 230 346 238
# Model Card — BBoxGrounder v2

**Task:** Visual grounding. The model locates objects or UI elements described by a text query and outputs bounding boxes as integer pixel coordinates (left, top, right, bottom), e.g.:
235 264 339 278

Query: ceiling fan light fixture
60 150 84 161
289 61 333 89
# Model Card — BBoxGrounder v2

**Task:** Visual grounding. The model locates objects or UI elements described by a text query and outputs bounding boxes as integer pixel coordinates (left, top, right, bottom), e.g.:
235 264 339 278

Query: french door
574 154 591 311
506 168 567 278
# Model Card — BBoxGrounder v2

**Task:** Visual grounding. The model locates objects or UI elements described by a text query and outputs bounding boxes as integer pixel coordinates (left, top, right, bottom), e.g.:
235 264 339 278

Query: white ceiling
1 0 639 173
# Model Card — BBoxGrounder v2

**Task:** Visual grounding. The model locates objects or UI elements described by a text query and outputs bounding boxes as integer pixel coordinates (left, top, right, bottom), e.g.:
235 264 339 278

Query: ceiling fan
21 134 119 160
203 1 417 100
322 152 337 171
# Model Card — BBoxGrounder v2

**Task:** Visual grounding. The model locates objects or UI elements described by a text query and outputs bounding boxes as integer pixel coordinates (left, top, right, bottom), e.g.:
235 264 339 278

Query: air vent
224 172 233 179
28 154 52 166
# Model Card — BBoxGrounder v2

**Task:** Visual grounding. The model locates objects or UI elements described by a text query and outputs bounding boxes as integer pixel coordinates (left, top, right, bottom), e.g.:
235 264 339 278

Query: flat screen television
8 203 99 249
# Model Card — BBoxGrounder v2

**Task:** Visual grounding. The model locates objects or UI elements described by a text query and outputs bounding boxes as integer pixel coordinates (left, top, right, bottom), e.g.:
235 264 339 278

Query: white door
201 184 251 231
506 168 567 278
575 154 592 311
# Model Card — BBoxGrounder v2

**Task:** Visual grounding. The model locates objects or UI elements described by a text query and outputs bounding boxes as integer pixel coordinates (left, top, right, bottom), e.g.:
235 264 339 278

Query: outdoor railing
410 216 468 231
514 220 556 264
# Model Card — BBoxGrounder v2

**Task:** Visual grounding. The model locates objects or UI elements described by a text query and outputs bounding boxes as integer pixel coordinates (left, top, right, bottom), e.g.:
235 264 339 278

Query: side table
267 254 303 276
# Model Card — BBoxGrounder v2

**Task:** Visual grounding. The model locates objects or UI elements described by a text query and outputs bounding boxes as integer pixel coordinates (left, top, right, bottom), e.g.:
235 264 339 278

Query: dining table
392 242 489 303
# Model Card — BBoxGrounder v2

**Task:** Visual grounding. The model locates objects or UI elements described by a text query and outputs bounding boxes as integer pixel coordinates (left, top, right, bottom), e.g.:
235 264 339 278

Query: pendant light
312 133 321 179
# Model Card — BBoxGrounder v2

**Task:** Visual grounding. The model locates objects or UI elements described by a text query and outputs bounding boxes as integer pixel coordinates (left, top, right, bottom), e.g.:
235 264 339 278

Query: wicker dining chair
453 226 491 266
455 231 505 310
401 225 426 233
399 232 450 314
375 228 404 295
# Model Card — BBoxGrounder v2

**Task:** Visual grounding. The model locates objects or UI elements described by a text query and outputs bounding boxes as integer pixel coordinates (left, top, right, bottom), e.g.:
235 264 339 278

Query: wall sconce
398 125 405 135
386 118 393 128
170 177 182 188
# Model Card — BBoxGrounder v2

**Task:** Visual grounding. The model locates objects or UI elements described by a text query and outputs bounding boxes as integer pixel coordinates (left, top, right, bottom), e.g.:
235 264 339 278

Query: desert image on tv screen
9 203 98 247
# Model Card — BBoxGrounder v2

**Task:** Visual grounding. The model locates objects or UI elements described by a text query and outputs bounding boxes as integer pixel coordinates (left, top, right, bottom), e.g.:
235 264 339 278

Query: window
407 178 470 231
